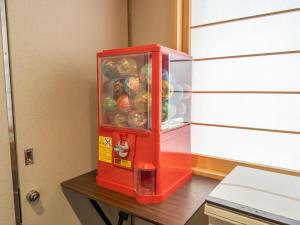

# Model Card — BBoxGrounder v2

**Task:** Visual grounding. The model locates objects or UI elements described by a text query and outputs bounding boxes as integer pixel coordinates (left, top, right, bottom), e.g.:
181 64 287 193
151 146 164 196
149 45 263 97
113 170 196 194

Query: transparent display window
100 53 152 130
161 54 192 130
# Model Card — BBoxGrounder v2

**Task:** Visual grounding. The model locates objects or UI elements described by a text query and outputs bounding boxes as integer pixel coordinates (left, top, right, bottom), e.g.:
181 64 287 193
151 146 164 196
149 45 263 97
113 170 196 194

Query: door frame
0 0 21 224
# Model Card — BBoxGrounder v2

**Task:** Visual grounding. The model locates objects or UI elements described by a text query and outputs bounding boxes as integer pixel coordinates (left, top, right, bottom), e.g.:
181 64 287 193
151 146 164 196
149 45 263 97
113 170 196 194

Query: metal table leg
89 199 112 225
89 198 129 225
118 211 129 225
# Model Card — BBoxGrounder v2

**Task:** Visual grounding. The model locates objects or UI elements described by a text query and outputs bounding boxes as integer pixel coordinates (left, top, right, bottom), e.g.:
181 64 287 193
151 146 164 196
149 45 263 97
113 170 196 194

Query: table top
61 170 219 225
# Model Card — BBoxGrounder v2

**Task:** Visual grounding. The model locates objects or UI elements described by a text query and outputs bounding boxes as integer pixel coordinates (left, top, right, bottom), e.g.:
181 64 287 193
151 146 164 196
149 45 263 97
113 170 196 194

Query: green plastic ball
140 63 152 84
102 95 117 112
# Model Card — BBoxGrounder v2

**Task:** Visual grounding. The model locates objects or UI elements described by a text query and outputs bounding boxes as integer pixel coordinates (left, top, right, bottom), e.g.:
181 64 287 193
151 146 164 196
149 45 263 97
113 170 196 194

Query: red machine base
96 171 193 204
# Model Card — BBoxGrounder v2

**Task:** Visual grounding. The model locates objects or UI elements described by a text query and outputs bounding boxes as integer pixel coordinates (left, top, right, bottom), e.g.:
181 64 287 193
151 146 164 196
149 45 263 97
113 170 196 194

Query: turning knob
26 190 40 203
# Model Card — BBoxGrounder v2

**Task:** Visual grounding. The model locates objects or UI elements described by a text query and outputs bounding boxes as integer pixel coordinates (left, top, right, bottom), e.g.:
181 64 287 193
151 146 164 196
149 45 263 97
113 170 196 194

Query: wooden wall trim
190 7 300 29
192 123 300 135
127 0 132 46
192 154 300 180
182 0 190 53
191 91 300 94
172 0 190 53
171 0 183 51
193 168 226 180
193 50 300 61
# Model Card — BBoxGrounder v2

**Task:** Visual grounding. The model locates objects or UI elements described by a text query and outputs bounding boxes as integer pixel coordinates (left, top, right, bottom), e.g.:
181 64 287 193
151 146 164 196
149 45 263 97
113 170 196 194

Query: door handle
26 190 40 203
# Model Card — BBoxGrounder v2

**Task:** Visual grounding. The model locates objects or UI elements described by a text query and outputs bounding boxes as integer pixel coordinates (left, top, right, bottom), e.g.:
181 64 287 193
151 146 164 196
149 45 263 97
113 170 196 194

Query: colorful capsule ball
140 63 152 84
102 111 113 125
117 94 131 112
134 91 151 112
112 112 127 127
128 110 147 128
162 101 168 122
162 80 174 100
105 78 126 100
117 57 137 76
124 77 140 96
162 69 169 81
102 81 110 93
169 82 184 103
102 95 117 112
102 59 119 79
162 101 177 122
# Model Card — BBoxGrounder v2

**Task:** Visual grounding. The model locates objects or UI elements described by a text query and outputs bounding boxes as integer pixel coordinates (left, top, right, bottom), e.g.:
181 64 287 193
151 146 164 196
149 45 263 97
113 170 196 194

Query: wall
5 0 128 225
0 23 15 225
190 0 300 171
129 0 173 47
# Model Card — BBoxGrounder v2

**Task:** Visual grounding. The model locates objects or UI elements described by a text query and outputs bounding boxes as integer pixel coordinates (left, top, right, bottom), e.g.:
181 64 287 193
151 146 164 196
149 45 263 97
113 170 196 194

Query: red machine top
97 44 191 59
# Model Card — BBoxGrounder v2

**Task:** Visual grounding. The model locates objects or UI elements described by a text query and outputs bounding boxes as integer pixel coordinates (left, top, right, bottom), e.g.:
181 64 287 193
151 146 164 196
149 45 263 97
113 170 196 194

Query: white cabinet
204 166 300 225
205 203 278 225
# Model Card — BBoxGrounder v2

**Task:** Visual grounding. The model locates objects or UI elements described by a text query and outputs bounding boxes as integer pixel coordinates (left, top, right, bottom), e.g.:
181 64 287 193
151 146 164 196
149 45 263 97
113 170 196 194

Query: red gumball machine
97 45 192 204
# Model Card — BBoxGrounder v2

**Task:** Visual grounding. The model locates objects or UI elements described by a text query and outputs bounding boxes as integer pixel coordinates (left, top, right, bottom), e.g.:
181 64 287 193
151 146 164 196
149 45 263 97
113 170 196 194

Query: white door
4 1 128 225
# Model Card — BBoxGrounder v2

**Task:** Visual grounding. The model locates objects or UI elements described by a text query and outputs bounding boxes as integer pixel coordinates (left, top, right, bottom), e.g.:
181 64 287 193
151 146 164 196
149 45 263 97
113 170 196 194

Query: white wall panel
191 125 300 171
192 94 300 132
192 53 300 91
191 0 300 26
191 12 300 58
190 0 300 171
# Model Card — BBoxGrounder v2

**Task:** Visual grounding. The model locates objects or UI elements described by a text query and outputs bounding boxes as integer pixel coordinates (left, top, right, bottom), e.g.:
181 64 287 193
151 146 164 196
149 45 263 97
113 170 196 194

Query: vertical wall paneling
192 94 300 132
192 53 300 91
190 0 300 171
191 0 300 26
192 125 300 171
191 11 300 58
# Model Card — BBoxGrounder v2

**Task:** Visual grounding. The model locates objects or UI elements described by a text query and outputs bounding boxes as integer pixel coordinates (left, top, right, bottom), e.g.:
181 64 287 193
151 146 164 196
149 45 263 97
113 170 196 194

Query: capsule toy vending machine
97 45 192 204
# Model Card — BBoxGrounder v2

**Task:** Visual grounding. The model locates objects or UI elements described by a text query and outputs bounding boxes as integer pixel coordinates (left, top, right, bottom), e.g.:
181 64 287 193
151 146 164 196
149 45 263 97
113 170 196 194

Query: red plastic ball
117 94 131 112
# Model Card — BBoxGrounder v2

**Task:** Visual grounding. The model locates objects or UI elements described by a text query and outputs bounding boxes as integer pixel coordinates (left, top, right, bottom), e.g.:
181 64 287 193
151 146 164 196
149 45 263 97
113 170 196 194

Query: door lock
24 148 34 165
26 190 40 203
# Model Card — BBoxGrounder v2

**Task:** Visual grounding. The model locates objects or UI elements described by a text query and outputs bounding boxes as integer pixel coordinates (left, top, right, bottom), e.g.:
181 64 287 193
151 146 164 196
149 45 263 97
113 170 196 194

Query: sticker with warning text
114 158 132 169
99 136 112 163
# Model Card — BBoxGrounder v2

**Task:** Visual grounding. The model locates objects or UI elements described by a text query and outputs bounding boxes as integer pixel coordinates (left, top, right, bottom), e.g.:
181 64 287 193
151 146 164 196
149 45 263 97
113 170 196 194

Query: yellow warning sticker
114 158 132 169
99 136 112 163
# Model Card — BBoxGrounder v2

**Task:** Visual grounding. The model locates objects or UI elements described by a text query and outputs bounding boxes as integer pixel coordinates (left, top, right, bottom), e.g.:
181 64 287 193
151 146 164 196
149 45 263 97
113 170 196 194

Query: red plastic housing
96 45 192 204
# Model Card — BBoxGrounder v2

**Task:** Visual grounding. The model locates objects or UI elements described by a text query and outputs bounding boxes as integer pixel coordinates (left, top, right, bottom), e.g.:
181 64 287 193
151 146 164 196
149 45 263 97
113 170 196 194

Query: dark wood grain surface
61 170 219 225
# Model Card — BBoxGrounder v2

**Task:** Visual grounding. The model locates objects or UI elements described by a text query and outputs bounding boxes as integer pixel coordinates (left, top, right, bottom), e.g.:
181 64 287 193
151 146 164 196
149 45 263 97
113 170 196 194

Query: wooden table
61 170 219 225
